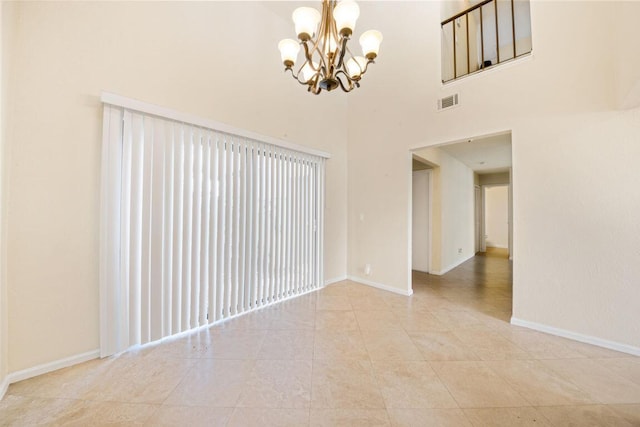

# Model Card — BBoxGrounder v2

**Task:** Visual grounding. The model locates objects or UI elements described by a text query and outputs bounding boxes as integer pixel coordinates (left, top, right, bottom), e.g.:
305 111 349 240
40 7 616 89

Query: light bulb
359 30 383 59
292 7 321 41
278 39 300 67
301 61 319 82
346 56 367 78
323 34 339 56
333 1 360 36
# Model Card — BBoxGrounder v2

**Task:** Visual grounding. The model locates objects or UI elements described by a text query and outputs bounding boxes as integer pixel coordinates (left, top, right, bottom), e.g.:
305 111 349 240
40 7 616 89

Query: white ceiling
438 133 512 174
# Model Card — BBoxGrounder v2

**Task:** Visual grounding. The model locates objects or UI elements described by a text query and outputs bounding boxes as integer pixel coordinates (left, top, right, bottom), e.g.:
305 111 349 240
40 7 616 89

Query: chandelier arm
334 70 357 92
335 35 350 70
301 40 325 82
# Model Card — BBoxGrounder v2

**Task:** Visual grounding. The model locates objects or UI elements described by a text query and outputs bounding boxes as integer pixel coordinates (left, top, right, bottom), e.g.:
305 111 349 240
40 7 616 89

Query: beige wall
4 1 348 373
0 0 10 391
347 1 640 350
614 1 640 109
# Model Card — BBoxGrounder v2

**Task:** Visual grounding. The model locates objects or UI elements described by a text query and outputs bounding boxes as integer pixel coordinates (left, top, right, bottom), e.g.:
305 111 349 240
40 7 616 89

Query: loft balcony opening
441 0 532 83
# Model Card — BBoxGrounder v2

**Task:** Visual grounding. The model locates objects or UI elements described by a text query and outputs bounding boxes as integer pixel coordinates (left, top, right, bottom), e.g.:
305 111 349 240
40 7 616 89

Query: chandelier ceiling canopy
278 0 383 95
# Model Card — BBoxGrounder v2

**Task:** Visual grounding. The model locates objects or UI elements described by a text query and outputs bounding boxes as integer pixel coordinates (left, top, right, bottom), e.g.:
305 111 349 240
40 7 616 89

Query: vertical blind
100 101 325 357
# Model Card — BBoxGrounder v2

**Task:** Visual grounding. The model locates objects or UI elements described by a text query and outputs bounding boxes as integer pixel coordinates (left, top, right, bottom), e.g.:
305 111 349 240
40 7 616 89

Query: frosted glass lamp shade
292 7 321 41
278 39 300 67
301 62 319 82
333 1 360 36
359 30 383 59
346 56 367 78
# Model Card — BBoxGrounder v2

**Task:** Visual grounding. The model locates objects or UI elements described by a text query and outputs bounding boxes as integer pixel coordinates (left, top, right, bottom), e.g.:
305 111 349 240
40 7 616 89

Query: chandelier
277 0 383 94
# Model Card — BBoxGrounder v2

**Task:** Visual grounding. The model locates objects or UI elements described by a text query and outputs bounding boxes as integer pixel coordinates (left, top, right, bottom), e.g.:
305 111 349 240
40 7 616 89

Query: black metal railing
441 0 532 82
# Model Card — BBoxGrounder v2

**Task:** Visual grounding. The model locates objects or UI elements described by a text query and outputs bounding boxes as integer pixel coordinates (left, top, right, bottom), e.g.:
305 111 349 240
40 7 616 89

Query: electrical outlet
364 264 371 276
458 248 462 254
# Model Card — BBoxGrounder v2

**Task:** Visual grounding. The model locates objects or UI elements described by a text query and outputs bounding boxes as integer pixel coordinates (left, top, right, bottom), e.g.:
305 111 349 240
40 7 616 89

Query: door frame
408 160 433 278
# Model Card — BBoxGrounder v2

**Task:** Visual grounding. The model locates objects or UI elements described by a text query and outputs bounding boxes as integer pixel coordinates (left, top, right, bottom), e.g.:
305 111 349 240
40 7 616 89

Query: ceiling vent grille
438 94 459 111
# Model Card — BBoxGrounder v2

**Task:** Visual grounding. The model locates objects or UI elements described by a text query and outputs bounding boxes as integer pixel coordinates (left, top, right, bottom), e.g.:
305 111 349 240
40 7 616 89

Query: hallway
413 248 513 319
1 254 639 425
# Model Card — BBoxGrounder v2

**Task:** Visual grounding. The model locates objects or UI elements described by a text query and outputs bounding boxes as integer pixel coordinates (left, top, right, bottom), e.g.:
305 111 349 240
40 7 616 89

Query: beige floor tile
274 293 317 312
7 358 108 400
452 329 531 360
372 360 458 408
394 311 450 332
431 311 485 329
0 395 87 426
311 359 385 409
537 404 638 427
319 283 351 297
387 408 472 427
313 329 369 360
236 360 312 408
610 404 640 425
309 408 390 426
408 331 479 361
144 405 232 426
430 361 529 408
82 357 195 404
257 329 315 360
144 328 265 360
51 400 158 426
315 310 359 331
164 359 255 407
217 309 275 330
316 295 352 311
268 309 316 330
355 310 403 331
463 407 553 426
594 357 640 387
227 407 310 427
142 331 216 359
361 330 424 361
204 329 267 359
500 329 587 359
485 359 594 406
541 358 640 404
563 340 632 359
349 295 392 310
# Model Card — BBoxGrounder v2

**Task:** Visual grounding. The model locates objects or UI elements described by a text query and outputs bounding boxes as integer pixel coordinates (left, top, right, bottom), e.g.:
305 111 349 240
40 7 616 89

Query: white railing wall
100 97 326 357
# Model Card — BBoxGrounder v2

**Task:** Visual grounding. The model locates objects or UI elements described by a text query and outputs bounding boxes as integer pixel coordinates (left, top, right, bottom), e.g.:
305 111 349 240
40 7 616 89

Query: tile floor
2 251 640 426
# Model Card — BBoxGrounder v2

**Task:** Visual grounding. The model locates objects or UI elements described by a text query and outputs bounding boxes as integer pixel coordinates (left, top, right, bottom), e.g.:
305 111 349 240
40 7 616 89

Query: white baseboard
348 276 413 296
0 375 8 401
430 253 475 276
7 349 100 385
324 275 348 286
510 317 640 357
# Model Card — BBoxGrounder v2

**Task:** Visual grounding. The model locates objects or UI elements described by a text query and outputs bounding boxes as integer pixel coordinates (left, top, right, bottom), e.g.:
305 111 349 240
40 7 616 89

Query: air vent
437 94 459 111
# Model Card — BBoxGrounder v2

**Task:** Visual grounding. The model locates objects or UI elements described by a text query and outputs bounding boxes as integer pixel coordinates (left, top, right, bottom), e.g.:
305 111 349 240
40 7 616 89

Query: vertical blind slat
149 118 165 342
182 127 194 331
140 117 154 344
218 135 227 319
209 134 220 323
191 128 203 328
200 133 211 325
162 122 174 337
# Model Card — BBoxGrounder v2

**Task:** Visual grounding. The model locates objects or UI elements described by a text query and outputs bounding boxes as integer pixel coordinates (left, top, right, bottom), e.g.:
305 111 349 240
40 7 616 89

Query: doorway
483 184 510 256
409 131 513 312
